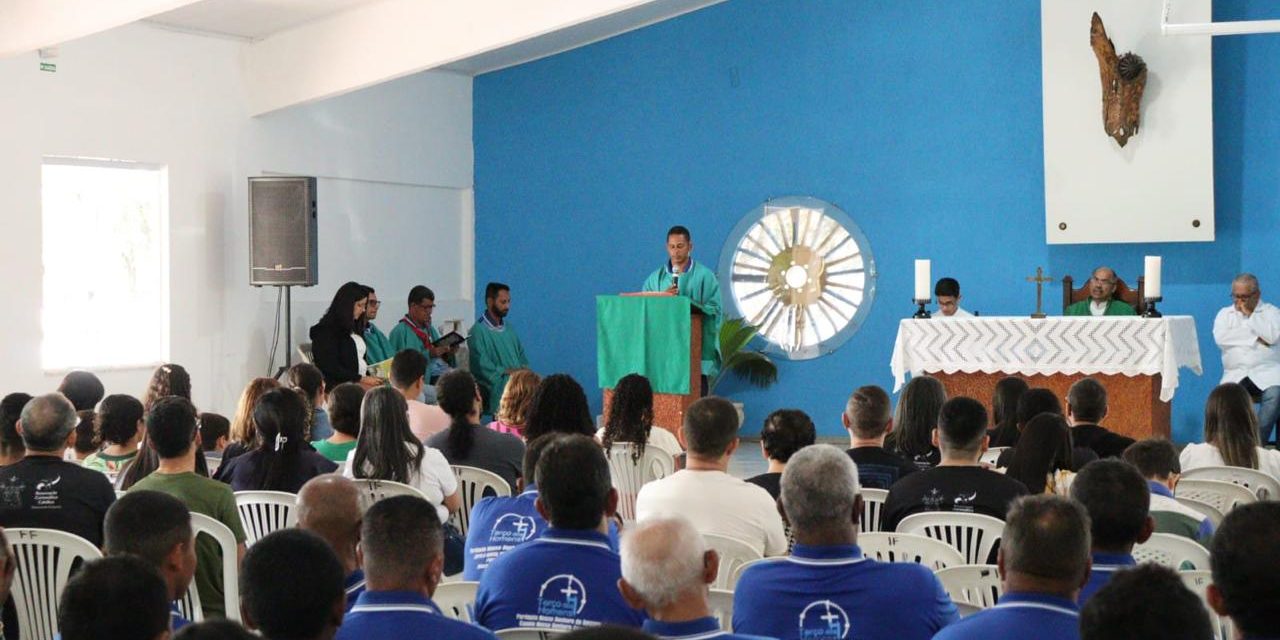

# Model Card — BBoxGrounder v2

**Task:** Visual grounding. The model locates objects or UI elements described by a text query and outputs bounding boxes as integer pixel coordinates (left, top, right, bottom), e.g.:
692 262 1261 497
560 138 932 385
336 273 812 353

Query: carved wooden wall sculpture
1090 12 1147 147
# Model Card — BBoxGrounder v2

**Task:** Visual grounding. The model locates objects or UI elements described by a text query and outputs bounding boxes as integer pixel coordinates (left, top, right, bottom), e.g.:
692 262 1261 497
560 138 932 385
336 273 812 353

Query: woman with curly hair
597 374 682 462
487 369 540 438
523 374 595 441
142 363 192 412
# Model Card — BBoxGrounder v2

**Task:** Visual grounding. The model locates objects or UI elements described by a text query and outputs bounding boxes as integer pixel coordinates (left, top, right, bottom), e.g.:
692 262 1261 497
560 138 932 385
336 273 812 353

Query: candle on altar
914 259 931 301
1145 256 1162 299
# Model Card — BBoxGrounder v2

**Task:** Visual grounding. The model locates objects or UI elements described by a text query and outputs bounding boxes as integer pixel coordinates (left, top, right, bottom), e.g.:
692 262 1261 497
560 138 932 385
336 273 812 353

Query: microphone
671 262 681 291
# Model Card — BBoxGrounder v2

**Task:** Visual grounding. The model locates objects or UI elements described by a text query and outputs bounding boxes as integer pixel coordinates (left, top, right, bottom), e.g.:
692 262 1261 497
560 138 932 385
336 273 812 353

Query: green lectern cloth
597 296 692 394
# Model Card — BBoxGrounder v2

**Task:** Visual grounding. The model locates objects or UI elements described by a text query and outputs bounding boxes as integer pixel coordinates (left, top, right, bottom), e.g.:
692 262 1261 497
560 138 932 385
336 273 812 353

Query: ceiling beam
0 0 205 59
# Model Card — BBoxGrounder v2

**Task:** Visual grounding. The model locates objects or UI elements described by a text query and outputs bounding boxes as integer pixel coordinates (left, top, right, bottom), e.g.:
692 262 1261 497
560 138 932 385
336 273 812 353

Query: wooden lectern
597 294 703 438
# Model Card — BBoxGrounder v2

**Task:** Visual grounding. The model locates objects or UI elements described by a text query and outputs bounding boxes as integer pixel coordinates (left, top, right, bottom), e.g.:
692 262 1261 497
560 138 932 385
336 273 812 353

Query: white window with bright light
41 158 168 371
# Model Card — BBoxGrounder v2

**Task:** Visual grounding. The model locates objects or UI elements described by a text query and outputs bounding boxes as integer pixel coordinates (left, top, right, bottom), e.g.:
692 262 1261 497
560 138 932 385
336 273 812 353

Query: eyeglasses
367 300 381 307
1232 292 1258 300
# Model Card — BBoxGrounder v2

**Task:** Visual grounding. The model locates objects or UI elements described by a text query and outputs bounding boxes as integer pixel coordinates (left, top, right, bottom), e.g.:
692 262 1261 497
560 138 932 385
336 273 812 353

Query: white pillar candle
1144 255 1162 299
914 259 931 301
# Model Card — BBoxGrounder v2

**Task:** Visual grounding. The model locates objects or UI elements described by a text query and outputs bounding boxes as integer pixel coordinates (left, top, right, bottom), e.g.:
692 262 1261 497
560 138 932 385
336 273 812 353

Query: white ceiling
145 0 377 40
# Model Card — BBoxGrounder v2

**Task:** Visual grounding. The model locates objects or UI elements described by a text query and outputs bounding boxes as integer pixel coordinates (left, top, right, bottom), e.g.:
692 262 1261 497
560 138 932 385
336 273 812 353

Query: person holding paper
641 225 723 380
1213 273 1280 445
388 285 457 402
468 282 530 417
1064 266 1137 316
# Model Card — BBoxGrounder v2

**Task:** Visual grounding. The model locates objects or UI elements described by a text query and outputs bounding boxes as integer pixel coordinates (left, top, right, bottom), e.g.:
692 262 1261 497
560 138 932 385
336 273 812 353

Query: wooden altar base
928 371 1170 441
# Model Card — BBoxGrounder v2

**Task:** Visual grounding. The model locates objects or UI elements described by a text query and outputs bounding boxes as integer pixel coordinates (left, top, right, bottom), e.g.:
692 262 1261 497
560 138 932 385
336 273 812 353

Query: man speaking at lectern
642 226 723 390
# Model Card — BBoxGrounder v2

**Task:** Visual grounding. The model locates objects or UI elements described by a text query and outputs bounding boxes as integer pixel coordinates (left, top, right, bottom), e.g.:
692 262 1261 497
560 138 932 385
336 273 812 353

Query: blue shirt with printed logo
933 592 1080 640
474 527 646 631
336 590 496 640
644 616 774 640
463 485 620 581
732 543 958 640
1078 552 1137 605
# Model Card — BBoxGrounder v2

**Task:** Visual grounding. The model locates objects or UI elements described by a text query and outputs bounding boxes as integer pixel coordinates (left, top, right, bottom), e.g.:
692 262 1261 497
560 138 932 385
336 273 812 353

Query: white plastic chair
604 442 675 522
433 581 478 623
860 488 889 533
8 528 104 640
1175 496 1225 527
175 512 241 623
1179 570 1233 640
1182 466 1280 501
935 564 1002 608
708 588 734 631
450 465 511 537
859 532 966 570
297 342 314 364
1176 479 1257 515
350 478 427 512
234 490 299 546
1132 532 1212 570
495 629 561 640
704 533 764 589
980 447 1009 467
896 512 1005 565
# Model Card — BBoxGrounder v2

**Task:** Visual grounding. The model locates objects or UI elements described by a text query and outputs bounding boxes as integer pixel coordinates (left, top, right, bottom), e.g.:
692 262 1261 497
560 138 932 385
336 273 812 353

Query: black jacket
1071 423 1136 459
309 319 361 389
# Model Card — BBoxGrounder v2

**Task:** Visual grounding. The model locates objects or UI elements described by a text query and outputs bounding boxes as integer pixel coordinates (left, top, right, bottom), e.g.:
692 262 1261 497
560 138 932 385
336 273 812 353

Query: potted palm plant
708 318 778 426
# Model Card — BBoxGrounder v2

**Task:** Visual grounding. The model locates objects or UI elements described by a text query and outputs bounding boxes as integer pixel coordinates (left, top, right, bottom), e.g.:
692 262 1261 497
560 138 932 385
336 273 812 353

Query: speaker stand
272 285 293 380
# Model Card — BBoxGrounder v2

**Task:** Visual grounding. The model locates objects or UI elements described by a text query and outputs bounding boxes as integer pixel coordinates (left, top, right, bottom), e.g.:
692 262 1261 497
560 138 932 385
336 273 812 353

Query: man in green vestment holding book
642 225 723 387
388 285 456 402
468 282 530 416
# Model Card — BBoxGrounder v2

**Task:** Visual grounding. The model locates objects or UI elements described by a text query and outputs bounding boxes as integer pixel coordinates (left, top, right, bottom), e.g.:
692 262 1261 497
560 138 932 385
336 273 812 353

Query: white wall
0 22 474 414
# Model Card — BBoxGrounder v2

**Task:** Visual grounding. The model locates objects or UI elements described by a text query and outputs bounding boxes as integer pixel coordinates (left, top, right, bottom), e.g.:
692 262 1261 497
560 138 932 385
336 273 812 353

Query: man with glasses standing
1214 273 1280 445
1065 266 1137 316
389 285 457 403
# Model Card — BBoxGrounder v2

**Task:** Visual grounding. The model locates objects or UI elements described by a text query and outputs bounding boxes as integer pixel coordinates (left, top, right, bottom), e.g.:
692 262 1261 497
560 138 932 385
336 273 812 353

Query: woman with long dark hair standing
218 388 336 492
426 371 524 493
309 281 384 390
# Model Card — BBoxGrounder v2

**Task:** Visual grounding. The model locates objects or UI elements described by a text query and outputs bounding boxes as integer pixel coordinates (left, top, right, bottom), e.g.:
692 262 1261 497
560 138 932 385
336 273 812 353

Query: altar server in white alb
1213 273 1280 444
934 278 972 318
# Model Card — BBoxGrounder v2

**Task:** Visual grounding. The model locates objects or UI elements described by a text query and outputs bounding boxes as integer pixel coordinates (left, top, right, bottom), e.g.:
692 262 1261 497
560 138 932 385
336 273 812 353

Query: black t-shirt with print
882 465 1029 532
0 456 116 547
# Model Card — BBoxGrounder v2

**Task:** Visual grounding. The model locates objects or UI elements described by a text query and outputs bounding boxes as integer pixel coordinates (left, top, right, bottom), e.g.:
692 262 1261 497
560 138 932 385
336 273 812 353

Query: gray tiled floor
728 439 769 479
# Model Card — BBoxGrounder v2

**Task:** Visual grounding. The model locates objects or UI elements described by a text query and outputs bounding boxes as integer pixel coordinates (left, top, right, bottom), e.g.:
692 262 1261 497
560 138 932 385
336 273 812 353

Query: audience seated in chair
130 396 247 618
745 408 816 499
843 386 917 490
428 370 525 494
288 363 332 441
883 397 1029 531
996 388 1097 471
217 388 337 492
1181 382 1280 480
198 412 230 470
0 393 32 467
173 619 258 640
885 376 946 470
1207 502 1280 639
391 349 449 442
934 495 1091 640
487 369 540 439
1079 564 1211 640
522 374 596 441
987 377 1029 448
1062 267 1141 316
1003 414 1077 496
636 397 786 556
297 475 366 610
215 377 281 479
0 393 115 546
1065 379 1134 460
105 490 199 631
733 445 958 639
69 409 97 463
337 495 496 640
58 556 172 640
312 383 362 464
57 370 104 413
474 434 645 630
1122 439 1214 544
1069 459 1153 604
599 374 684 462
241 529 345 640
620 516 769 640
82 394 145 482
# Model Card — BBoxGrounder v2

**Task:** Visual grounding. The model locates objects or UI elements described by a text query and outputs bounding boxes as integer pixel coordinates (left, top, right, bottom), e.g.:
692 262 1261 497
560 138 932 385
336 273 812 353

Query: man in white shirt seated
1213 273 1280 444
618 516 770 640
935 277 973 318
635 396 787 556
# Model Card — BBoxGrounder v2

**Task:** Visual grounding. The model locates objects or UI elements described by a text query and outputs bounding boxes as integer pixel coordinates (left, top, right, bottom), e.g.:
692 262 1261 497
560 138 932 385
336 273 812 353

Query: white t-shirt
1090 300 1109 316
595 425 683 457
635 469 787 556
407 399 450 442
343 442 457 522
1179 442 1280 483
351 334 367 372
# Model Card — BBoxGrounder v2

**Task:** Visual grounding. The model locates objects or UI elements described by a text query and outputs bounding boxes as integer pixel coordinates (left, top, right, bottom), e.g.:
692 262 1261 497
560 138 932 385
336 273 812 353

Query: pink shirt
407 400 450 442
486 420 524 439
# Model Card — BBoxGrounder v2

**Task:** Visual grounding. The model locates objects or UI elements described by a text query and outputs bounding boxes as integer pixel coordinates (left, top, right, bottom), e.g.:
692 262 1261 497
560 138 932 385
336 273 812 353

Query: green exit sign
39 62 55 73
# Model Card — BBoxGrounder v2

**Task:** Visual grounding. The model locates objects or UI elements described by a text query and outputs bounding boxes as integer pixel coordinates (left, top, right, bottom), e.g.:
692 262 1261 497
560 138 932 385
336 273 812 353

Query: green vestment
468 316 530 416
642 260 722 377
1064 299 1137 316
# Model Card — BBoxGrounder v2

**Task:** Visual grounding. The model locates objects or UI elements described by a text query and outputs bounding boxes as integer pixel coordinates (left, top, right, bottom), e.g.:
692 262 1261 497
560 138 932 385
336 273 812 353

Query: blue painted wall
473 0 1280 442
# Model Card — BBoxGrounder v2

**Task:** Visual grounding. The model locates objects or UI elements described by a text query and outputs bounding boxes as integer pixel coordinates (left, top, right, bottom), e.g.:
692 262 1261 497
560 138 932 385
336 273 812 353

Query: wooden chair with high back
1062 273 1145 314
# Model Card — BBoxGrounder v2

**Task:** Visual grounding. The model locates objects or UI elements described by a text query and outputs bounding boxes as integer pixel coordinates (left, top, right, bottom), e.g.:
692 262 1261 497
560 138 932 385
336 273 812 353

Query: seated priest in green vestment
642 225 723 381
1065 266 1138 317
388 285 456 403
361 286 395 365
468 282 530 417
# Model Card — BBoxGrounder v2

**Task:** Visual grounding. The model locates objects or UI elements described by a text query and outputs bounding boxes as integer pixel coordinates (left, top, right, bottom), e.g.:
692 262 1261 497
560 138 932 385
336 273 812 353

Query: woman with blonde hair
1181 382 1280 480
487 369 540 438
212 377 281 481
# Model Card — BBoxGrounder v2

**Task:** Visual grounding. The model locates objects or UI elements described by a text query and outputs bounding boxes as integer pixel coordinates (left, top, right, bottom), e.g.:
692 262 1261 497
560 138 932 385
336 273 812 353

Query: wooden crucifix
1027 267 1056 319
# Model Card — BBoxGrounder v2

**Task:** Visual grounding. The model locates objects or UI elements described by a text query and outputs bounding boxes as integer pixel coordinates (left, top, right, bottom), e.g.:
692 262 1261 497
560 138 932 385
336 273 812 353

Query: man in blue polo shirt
338 495 496 640
475 434 646 631
734 445 958 640
240 529 345 640
103 490 198 631
297 475 366 610
619 515 771 640
1069 459 1153 604
934 495 1091 640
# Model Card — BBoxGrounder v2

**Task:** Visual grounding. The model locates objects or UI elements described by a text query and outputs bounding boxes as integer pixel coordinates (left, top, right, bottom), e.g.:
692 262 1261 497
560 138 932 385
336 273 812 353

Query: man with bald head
619 516 769 640
297 474 365 609
0 393 115 545
1065 267 1137 316
1214 272 1280 444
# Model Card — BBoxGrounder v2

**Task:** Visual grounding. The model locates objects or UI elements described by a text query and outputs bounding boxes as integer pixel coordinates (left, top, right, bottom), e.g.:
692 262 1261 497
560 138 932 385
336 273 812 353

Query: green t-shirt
312 439 357 463
82 450 138 481
129 471 246 617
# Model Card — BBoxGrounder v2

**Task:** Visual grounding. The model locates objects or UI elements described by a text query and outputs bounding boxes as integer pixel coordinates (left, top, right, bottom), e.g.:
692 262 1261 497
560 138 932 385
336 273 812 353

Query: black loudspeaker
248 176 318 286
